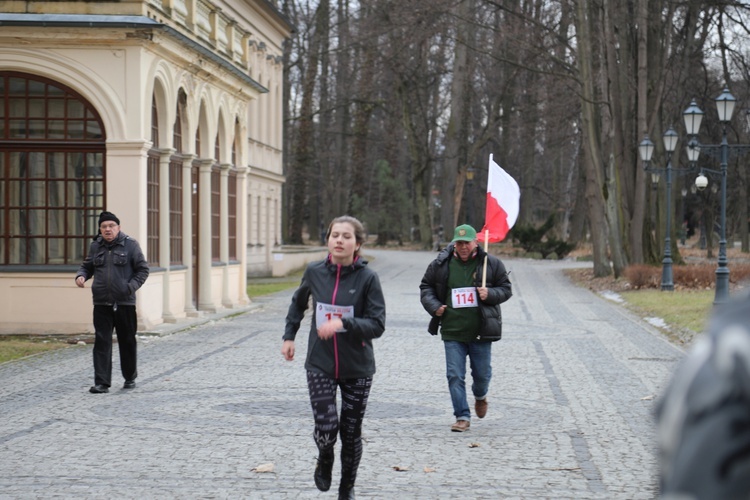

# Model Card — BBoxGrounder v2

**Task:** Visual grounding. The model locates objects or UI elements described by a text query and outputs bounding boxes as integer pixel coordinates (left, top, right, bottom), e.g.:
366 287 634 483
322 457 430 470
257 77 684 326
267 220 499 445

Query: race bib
451 287 478 308
316 302 355 330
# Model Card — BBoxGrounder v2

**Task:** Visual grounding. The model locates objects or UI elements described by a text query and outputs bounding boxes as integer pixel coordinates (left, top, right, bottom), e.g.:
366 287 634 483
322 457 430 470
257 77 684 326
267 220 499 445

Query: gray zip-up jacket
284 256 386 379
75 231 149 306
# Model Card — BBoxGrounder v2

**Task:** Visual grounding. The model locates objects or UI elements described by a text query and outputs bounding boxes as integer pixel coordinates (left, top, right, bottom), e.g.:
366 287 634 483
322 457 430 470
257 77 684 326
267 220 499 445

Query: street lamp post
683 88 750 304
680 187 688 245
639 127 680 291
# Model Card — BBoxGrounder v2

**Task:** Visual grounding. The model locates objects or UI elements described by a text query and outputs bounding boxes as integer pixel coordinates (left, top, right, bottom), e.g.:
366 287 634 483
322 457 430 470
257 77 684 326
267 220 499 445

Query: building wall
0 1 291 334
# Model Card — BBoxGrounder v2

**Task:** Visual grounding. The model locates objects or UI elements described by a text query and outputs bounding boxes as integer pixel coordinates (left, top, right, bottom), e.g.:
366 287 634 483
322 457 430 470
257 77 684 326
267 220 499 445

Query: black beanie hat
98 211 120 226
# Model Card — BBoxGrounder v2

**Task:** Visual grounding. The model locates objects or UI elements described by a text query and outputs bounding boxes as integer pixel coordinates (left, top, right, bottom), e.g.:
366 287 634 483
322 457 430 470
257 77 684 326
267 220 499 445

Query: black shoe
338 485 355 499
123 380 136 389
89 385 109 394
314 450 334 492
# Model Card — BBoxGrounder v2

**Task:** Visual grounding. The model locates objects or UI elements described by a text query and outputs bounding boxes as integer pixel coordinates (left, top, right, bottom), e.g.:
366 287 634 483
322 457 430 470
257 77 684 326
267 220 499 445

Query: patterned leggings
306 371 372 486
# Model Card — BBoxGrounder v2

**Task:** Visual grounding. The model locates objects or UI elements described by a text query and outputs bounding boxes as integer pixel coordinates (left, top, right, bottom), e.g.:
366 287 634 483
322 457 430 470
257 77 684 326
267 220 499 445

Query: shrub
623 264 659 289
729 263 750 285
672 265 715 289
623 263 750 290
511 215 576 260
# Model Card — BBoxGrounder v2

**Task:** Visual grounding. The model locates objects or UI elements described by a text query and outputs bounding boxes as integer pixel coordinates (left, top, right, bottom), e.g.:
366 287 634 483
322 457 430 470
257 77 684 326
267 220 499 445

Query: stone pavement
0 249 684 499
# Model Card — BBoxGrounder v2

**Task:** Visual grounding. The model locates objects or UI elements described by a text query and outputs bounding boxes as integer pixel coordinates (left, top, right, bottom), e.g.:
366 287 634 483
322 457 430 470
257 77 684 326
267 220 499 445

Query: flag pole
482 229 489 287
482 154 492 288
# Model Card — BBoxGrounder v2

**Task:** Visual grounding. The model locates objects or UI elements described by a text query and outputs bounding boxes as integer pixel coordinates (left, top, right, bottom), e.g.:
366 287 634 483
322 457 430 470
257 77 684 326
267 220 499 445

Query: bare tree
281 0 750 265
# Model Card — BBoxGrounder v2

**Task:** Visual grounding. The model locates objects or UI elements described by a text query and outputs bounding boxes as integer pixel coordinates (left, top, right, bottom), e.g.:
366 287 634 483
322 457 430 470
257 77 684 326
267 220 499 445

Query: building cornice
0 13 267 93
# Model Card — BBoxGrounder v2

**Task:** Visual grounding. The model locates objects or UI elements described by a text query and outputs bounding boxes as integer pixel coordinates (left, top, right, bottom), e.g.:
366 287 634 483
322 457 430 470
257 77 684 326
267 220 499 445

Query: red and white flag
480 154 520 243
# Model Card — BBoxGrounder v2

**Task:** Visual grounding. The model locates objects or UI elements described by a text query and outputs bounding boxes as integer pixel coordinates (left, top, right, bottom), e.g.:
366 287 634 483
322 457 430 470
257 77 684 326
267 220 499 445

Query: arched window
169 91 186 266
211 135 220 262
228 125 238 261
0 72 106 266
146 96 160 266
192 128 201 269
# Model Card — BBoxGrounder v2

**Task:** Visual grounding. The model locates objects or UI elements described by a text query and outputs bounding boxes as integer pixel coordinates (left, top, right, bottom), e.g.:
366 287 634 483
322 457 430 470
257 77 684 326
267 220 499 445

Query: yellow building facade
0 1 291 333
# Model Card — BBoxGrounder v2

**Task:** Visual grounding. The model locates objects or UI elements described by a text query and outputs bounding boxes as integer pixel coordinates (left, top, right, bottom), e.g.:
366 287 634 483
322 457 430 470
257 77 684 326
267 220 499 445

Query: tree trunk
631 0 650 264
332 0 351 220
575 0 611 277
442 0 472 230
311 0 331 238
601 0 630 276
280 0 293 244
288 1 326 243
348 89 375 216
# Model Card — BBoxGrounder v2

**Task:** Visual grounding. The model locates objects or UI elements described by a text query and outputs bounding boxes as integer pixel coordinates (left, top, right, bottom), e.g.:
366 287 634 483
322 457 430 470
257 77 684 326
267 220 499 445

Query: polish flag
480 154 520 243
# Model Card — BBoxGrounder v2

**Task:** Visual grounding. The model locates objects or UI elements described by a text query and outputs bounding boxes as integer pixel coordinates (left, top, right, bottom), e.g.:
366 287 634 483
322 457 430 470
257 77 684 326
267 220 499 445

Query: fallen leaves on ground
252 463 275 473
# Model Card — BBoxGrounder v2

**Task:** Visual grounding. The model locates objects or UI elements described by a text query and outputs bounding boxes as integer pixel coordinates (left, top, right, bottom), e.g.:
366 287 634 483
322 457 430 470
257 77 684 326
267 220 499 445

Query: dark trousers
307 371 372 489
92 304 138 387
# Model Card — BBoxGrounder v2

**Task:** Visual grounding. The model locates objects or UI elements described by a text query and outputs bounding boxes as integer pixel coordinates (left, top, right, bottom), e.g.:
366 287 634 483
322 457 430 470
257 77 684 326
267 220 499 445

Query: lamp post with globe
683 89 750 303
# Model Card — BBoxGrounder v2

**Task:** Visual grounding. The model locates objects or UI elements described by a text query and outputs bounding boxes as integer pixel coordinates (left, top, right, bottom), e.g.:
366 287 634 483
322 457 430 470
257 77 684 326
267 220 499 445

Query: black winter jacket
419 244 512 341
284 256 386 379
76 231 149 306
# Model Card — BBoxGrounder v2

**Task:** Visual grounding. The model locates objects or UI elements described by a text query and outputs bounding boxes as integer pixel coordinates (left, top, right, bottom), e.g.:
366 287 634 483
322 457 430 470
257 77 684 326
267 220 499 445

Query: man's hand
281 340 295 361
435 305 447 317
477 287 488 301
75 276 86 288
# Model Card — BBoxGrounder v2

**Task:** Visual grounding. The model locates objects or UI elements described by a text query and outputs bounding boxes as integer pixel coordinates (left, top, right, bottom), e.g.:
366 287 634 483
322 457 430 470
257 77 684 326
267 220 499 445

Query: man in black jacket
420 224 512 432
75 211 149 394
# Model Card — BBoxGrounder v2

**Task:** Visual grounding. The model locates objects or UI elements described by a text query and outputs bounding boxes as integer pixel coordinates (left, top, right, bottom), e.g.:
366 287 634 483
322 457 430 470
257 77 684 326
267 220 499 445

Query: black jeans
307 371 372 488
92 304 138 387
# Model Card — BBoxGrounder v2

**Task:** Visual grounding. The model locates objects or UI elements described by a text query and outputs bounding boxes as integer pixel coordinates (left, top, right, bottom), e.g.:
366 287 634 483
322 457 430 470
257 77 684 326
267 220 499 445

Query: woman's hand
281 340 295 361
477 287 488 301
318 318 344 340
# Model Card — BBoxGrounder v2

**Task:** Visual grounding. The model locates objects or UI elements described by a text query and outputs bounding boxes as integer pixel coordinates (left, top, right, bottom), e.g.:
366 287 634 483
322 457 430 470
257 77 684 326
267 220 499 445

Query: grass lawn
0 277 302 366
0 336 75 364
619 289 715 345
247 279 299 298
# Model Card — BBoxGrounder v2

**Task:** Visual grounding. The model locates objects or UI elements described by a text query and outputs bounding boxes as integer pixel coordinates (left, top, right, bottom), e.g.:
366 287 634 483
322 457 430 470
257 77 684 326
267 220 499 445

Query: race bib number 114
451 287 478 308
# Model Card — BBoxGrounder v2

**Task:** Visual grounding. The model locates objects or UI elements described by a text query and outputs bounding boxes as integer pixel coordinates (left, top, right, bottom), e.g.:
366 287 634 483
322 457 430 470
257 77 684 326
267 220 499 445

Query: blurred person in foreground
656 291 750 499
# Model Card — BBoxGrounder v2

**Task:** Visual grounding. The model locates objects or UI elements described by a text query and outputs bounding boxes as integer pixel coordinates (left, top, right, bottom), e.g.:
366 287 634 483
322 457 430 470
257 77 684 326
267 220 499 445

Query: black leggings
306 371 372 485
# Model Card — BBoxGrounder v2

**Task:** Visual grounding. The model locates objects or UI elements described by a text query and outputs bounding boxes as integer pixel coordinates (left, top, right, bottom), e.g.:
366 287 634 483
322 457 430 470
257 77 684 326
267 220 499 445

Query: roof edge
0 13 268 94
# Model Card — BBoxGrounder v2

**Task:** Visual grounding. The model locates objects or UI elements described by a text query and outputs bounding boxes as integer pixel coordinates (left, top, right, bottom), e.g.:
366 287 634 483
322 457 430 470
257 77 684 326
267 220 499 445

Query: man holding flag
419 224 513 431
419 156 518 432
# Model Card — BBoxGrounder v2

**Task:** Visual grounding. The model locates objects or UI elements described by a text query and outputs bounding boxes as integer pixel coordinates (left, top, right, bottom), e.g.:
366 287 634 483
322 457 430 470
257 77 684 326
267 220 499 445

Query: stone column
220 163 232 308
198 159 215 312
237 165 249 304
182 154 197 316
160 149 177 322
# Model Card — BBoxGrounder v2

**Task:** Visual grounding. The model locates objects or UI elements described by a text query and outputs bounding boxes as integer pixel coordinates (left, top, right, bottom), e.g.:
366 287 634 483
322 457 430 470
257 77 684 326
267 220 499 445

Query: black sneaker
123 380 136 389
338 484 355 499
314 450 335 492
89 385 109 394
